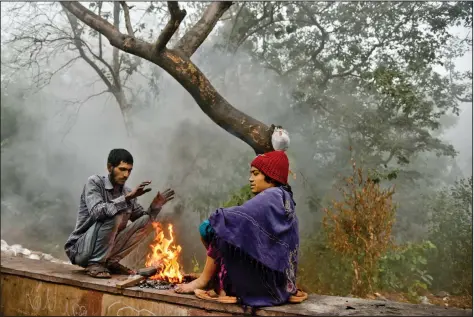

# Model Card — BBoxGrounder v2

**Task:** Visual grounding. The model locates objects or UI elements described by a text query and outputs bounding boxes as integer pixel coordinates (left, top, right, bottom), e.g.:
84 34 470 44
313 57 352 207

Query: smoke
0 4 471 275
0 24 300 266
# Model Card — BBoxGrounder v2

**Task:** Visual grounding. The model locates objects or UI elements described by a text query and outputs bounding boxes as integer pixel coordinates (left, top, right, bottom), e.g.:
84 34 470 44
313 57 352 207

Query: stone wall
1 256 472 316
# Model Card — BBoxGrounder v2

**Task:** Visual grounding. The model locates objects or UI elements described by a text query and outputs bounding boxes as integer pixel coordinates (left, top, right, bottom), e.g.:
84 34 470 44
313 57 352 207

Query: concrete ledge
1 256 471 316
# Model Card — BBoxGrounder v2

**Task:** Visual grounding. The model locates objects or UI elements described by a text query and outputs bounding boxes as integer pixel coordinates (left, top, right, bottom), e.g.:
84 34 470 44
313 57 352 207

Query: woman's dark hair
107 148 134 167
263 174 294 200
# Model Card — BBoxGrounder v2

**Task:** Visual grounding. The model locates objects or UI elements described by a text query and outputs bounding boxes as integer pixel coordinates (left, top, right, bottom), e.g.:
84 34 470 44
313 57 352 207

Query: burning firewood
145 222 184 284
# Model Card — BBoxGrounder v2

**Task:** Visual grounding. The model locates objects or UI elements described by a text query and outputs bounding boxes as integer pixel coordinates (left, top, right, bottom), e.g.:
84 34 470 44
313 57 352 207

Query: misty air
0 2 472 315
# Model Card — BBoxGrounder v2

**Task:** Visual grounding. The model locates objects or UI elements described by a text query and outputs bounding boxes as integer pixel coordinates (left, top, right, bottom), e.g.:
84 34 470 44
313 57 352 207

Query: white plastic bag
271 127 290 151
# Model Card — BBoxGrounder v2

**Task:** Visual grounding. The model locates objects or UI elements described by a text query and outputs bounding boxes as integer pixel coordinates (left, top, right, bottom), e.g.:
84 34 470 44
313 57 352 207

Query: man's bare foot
175 276 209 294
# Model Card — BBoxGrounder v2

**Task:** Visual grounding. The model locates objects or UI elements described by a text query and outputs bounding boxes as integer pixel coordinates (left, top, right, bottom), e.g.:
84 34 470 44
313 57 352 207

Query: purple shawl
208 187 299 307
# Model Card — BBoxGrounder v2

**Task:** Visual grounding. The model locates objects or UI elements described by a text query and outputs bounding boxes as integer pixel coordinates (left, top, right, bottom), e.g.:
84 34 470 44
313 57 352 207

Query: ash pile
139 279 176 290
138 274 196 290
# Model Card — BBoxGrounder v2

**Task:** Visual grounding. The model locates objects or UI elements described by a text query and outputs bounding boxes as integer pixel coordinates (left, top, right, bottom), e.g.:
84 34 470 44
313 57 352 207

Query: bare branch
63 8 114 91
154 2 187 53
113 2 121 76
98 1 103 58
175 2 233 57
78 37 120 87
61 89 110 142
66 88 111 106
120 1 134 36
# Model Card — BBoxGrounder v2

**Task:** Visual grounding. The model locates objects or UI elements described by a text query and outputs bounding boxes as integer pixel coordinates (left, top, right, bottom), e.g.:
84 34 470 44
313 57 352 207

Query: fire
145 222 183 283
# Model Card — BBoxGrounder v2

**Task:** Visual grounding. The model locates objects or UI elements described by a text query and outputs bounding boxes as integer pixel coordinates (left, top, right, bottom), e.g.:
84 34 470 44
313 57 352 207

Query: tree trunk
112 88 133 136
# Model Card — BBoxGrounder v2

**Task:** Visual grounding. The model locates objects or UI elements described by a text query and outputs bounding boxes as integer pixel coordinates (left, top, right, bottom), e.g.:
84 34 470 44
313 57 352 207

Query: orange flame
145 222 183 283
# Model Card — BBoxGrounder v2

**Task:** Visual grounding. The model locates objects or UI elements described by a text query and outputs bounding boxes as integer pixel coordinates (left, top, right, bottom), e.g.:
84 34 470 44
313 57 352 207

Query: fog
1 2 472 280
1 32 295 266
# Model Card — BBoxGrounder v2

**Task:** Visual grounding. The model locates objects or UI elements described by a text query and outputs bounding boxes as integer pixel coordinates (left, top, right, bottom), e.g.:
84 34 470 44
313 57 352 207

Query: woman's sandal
194 289 237 304
86 263 111 279
288 289 308 303
107 262 136 275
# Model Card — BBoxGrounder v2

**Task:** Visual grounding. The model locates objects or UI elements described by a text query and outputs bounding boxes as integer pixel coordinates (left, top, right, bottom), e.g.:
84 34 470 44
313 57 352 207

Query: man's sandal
107 262 136 275
194 289 238 304
288 289 308 303
86 263 111 279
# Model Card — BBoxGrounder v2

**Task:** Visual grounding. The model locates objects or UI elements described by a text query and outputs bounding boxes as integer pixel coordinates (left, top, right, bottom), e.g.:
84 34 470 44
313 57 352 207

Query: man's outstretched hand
150 188 175 211
125 181 152 201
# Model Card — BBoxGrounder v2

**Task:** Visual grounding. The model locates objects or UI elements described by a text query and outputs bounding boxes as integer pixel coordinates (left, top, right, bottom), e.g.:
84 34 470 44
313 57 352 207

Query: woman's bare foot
175 276 209 294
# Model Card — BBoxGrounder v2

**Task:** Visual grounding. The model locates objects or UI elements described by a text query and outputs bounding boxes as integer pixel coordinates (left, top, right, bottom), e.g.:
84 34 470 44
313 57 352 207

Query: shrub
323 159 396 296
378 241 436 300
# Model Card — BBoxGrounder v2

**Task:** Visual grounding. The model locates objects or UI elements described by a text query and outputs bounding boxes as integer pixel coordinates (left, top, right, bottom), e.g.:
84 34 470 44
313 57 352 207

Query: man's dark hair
107 148 133 167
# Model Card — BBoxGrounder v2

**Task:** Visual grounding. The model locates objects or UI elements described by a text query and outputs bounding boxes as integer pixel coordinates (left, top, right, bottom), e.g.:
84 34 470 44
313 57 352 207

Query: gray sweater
64 174 154 263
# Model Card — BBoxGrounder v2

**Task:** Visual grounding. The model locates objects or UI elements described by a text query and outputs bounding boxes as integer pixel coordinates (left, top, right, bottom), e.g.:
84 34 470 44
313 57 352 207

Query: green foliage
299 160 471 299
221 184 253 207
378 241 436 299
217 2 471 243
427 177 473 295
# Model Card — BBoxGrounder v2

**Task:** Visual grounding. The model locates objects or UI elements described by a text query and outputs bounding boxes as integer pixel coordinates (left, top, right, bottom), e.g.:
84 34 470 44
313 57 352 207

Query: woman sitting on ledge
175 147 306 307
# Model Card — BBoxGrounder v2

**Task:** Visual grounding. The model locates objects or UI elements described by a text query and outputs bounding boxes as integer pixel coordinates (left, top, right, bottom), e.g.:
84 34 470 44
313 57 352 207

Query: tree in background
214 1 472 239
1 2 472 302
427 176 473 295
2 2 166 133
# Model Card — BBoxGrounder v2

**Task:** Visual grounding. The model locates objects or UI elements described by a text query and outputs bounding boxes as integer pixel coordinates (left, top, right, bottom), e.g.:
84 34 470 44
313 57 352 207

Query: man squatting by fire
175 128 307 307
65 149 175 278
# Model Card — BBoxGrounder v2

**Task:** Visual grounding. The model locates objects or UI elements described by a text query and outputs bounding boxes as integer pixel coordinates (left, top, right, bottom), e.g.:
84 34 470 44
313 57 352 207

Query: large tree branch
60 1 274 154
154 2 186 53
175 2 233 57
